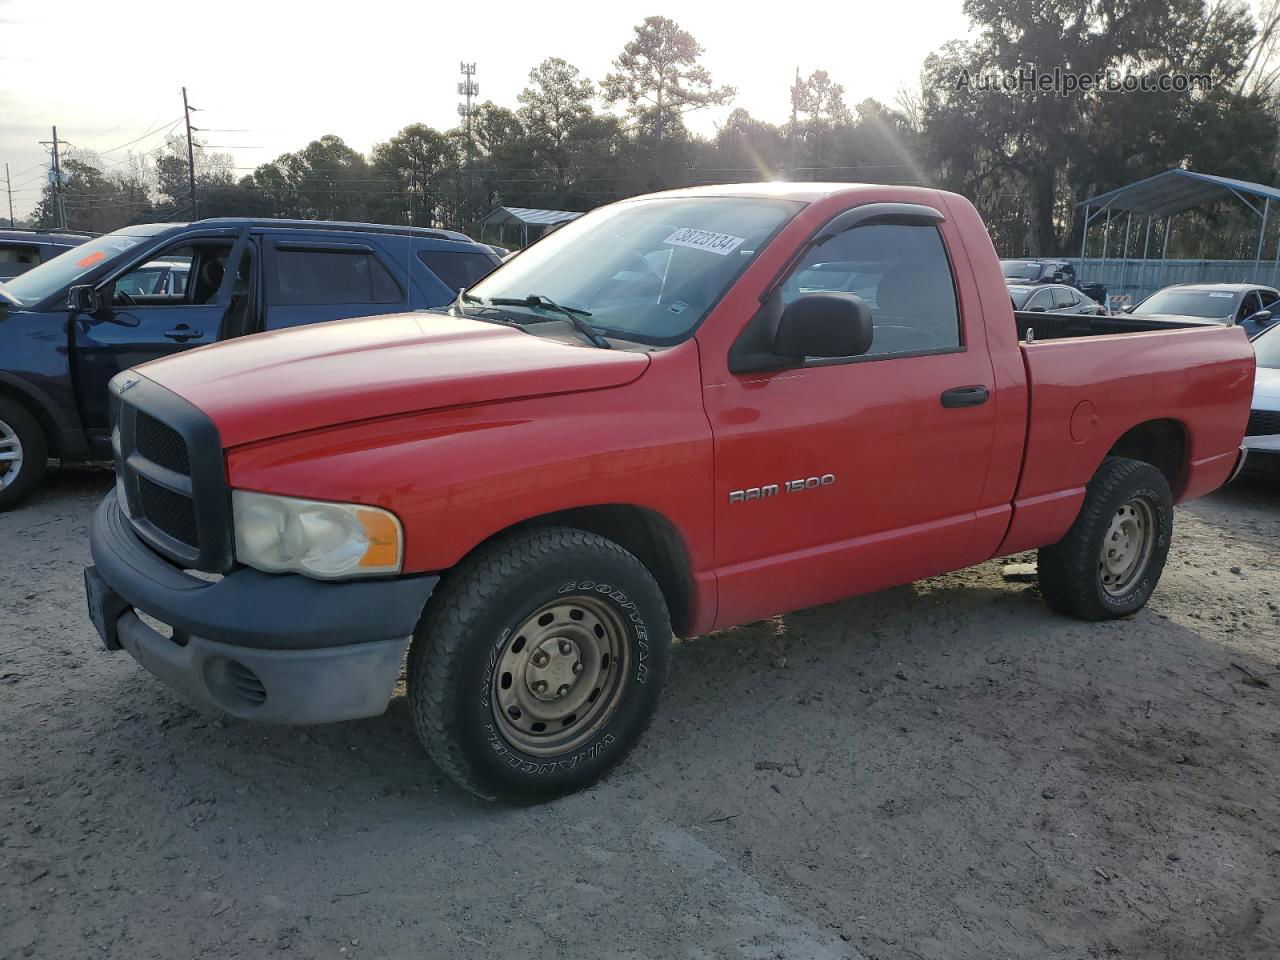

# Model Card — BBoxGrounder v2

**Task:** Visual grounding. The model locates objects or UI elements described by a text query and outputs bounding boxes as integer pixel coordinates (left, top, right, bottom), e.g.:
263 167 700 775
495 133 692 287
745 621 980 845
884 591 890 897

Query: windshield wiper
487 294 611 349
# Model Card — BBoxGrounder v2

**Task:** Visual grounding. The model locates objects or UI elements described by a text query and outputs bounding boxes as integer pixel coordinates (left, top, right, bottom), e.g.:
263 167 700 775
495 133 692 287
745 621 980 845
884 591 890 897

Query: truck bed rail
1014 311 1206 342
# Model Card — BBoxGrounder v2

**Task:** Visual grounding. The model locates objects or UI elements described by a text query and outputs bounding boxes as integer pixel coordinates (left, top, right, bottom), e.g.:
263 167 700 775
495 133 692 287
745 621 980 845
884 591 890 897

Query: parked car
1000 258 1077 286
1009 282 1106 315
0 228 92 280
1244 320 1280 466
83 183 1253 802
1127 282 1280 337
0 218 500 508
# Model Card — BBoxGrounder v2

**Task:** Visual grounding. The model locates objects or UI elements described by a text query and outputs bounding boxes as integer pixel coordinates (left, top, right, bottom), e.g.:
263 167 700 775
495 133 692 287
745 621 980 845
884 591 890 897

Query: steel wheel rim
491 595 629 756
0 419 23 490
1099 497 1155 596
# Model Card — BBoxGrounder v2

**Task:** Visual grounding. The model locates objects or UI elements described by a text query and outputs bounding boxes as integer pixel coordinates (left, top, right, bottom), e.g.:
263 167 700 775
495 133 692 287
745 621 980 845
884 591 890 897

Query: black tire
408 526 672 802
0 397 48 511
1037 456 1173 621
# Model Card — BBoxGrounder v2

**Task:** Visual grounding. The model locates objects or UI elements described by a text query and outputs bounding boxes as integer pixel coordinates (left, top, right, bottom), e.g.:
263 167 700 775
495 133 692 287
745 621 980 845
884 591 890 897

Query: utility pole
182 86 198 220
3 163 13 228
38 127 68 230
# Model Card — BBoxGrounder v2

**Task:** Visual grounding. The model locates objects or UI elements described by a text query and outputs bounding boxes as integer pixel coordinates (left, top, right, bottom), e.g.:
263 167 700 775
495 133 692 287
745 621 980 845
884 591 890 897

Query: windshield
1001 260 1042 281
465 196 800 343
1132 289 1235 320
1256 325 1280 368
1 232 144 307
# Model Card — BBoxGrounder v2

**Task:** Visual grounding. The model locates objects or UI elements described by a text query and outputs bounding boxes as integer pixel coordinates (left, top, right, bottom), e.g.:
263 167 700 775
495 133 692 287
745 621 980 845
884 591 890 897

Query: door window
1051 287 1076 309
111 244 222 307
1238 292 1262 322
272 248 401 305
779 222 961 357
0 243 41 279
1026 288 1054 311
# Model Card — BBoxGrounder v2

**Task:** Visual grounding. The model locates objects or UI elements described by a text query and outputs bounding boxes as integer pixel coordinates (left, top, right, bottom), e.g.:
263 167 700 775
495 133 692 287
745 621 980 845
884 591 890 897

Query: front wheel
1037 457 1173 620
0 398 47 511
408 526 671 802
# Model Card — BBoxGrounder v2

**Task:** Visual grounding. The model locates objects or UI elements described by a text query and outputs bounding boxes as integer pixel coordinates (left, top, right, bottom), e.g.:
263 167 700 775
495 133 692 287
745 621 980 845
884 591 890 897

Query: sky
0 0 972 220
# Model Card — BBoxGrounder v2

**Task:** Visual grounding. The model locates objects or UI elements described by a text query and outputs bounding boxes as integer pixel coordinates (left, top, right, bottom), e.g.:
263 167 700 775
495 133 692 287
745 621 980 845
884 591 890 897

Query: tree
918 0 1274 255
519 58 596 150
245 135 374 221
792 70 850 128
371 123 454 226
31 155 156 233
602 16 735 142
154 133 235 217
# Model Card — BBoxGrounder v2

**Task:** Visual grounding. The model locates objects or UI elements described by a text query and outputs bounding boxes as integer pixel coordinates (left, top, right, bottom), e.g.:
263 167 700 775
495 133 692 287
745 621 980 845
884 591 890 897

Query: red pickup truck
85 183 1254 801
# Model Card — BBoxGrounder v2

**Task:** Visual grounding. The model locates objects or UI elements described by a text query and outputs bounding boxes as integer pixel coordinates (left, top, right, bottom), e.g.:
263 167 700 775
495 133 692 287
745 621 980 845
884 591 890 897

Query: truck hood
137 312 650 447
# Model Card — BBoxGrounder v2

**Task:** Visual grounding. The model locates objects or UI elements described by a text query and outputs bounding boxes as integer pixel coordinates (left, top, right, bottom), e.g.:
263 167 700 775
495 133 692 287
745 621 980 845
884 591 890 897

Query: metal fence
1065 257 1280 309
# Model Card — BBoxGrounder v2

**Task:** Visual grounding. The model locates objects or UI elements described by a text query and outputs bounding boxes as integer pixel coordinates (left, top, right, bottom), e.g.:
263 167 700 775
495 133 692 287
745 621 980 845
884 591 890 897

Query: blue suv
0 218 501 508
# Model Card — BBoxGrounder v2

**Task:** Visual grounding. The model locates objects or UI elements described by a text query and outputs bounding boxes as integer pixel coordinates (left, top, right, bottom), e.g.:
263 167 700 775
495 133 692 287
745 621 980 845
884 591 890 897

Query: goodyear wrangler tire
408 526 671 802
1037 457 1173 621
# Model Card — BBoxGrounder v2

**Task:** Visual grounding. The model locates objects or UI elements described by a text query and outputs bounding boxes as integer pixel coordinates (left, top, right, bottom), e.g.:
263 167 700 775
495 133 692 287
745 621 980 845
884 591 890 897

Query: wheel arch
1105 418 1187 499
472 503 697 638
0 374 70 459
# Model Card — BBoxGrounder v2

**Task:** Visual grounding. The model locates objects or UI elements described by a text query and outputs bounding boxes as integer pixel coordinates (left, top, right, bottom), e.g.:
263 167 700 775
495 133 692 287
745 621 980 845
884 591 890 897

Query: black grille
137 476 200 547
135 410 190 474
1246 408 1280 437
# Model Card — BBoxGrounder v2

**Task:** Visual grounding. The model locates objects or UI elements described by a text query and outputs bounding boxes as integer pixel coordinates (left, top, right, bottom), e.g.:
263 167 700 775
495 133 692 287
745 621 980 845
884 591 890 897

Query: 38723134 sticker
664 227 747 256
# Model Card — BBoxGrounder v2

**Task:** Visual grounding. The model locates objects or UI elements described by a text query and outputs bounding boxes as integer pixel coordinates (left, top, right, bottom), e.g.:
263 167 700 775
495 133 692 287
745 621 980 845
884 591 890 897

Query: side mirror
774 292 873 360
1247 309 1273 324
1029 305 1047 312
1052 272 1064 283
68 284 101 315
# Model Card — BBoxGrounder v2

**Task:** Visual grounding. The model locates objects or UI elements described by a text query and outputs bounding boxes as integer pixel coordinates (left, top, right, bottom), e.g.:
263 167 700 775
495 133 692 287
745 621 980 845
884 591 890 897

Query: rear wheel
0 398 47 511
1037 457 1173 620
408 526 671 802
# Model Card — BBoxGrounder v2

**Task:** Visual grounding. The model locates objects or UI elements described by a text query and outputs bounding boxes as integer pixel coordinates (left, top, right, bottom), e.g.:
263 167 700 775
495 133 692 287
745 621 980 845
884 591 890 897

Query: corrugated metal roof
1078 169 1280 217
478 206 584 227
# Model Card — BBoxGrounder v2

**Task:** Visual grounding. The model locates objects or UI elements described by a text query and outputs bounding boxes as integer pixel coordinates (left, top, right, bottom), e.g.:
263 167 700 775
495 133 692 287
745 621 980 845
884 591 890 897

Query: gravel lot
1 466 1277 960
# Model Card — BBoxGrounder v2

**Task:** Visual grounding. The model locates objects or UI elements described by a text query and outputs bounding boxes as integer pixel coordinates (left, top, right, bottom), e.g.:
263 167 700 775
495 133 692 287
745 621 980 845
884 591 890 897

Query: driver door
71 230 251 443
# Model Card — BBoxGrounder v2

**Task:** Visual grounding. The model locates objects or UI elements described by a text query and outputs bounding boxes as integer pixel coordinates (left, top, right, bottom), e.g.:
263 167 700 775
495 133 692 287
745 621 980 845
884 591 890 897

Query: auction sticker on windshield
664 228 746 256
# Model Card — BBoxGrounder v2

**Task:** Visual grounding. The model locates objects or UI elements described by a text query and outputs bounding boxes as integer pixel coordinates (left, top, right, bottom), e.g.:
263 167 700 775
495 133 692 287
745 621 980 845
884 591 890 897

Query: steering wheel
112 288 137 307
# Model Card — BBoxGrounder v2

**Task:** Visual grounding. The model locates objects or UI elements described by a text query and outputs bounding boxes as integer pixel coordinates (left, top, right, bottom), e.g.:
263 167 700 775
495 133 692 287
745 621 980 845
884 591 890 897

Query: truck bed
994 320 1255 557
1012 310 1207 341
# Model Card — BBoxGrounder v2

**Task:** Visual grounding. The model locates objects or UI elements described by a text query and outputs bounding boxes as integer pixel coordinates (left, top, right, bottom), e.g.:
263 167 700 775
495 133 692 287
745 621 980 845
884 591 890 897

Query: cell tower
458 63 478 156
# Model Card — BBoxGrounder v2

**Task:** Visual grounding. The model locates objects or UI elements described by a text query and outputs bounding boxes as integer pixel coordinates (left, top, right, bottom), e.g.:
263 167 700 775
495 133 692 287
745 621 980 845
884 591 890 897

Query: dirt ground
1 466 1277 960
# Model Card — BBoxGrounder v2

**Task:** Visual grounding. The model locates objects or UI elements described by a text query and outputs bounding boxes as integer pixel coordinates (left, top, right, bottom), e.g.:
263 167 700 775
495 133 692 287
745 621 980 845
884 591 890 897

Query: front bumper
87 492 438 723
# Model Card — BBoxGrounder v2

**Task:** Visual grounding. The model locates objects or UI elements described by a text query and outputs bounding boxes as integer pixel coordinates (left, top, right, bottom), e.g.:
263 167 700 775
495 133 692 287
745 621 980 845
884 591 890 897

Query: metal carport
1077 169 1280 302
478 206 583 248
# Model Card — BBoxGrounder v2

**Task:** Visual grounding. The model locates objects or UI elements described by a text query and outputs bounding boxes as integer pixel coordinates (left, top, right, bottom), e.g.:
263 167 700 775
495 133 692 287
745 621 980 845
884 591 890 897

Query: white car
1245 322 1280 462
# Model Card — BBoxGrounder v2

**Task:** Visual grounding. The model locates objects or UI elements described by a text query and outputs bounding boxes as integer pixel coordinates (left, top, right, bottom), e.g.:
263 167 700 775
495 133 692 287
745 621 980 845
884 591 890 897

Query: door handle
940 385 989 408
164 325 203 342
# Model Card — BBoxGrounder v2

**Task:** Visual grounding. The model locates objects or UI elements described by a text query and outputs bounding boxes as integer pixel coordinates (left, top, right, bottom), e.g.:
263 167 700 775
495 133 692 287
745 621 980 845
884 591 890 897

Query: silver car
1009 282 1106 315
1129 282 1280 338
1244 321 1280 465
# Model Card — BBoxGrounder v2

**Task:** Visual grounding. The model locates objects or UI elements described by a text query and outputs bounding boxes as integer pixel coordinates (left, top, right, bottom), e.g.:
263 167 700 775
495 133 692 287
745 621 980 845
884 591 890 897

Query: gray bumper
113 610 409 723
87 491 438 724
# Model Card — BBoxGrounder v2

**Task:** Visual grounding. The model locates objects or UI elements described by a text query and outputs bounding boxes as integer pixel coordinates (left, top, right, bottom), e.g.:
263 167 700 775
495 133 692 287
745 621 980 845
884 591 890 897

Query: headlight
232 491 403 579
